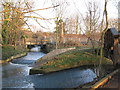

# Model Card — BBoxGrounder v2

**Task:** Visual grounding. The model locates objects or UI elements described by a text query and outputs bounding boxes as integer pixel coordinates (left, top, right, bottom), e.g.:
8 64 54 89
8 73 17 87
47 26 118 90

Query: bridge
25 39 49 50
26 39 49 45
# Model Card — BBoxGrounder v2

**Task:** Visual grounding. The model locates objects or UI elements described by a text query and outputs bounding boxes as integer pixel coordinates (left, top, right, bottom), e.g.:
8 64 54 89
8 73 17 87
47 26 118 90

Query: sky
2 0 119 32
27 0 118 32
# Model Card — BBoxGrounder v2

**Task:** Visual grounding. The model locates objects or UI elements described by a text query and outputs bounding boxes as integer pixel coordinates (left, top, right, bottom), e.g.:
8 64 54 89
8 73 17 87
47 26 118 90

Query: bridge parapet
26 39 49 45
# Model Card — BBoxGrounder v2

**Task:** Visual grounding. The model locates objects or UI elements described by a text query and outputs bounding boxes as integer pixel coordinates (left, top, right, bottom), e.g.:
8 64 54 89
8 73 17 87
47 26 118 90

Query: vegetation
2 2 27 46
0 0 60 61
31 49 113 74
2 45 27 60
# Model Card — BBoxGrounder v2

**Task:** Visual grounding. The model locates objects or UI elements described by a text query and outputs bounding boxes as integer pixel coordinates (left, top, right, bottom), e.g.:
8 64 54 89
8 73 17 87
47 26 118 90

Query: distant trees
80 1 101 49
83 1 100 36
108 18 118 30
65 16 80 34
51 0 68 49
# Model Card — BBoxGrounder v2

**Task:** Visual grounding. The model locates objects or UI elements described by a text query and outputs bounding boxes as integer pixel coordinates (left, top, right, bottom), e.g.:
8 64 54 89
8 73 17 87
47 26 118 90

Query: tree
75 15 79 34
99 0 109 77
1 0 60 47
82 1 100 49
108 18 118 30
51 0 68 49
55 19 65 44
2 1 28 46
2 2 11 44
65 16 79 34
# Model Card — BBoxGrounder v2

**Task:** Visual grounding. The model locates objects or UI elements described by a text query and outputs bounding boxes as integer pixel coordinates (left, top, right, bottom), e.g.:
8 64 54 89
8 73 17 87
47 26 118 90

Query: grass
2 45 27 60
30 48 113 74
41 49 112 68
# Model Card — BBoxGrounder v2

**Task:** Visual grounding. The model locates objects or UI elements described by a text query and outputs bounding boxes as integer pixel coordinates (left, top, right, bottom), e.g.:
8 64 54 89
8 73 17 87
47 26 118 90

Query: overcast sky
2 0 119 32
26 0 118 32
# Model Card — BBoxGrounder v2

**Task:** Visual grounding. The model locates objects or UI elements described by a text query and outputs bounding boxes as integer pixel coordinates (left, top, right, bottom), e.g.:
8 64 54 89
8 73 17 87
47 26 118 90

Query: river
1 47 99 88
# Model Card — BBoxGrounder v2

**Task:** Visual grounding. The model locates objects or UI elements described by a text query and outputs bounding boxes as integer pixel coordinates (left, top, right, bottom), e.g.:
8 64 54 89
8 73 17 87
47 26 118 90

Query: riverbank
30 48 113 75
0 45 28 64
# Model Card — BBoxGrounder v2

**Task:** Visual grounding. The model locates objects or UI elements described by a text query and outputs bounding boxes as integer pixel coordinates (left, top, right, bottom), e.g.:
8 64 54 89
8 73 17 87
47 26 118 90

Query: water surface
2 51 98 88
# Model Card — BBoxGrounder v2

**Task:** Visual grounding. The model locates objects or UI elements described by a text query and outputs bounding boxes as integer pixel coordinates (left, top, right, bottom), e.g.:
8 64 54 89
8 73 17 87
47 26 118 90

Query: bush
2 45 26 60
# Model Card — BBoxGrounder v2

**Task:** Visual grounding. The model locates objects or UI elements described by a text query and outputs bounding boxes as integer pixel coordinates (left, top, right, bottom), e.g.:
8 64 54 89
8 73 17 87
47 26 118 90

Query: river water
1 48 98 88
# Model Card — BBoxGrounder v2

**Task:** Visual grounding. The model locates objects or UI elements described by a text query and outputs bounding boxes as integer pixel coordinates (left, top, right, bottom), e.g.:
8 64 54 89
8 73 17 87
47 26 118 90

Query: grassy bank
2 45 27 60
30 49 113 74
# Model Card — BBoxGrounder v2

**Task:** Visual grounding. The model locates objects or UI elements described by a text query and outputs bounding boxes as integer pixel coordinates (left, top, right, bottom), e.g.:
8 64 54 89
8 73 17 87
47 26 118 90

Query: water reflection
29 68 96 88
11 52 46 65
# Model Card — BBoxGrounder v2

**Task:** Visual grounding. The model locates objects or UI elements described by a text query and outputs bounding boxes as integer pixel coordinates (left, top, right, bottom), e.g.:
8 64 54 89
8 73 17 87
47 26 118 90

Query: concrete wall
36 47 75 63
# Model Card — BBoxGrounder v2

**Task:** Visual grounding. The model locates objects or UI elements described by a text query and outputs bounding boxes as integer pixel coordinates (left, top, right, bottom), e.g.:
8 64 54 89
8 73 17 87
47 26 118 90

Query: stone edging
0 52 27 64
82 69 120 89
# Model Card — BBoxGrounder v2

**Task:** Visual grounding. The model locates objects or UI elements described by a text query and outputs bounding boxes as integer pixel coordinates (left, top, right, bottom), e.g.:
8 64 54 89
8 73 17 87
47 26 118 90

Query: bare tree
108 18 118 29
1 0 60 47
82 1 100 49
51 0 68 49
99 0 109 77
64 15 80 35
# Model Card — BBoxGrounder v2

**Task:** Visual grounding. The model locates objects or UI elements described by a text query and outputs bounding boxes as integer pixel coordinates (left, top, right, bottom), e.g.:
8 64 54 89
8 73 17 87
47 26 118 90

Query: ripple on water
2 52 98 88
29 68 97 88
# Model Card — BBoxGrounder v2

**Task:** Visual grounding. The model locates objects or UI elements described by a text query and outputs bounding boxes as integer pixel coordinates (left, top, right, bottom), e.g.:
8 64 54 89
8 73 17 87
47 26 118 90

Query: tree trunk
99 0 109 77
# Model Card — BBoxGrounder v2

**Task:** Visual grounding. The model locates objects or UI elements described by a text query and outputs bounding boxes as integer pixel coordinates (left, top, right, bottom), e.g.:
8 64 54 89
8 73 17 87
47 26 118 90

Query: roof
108 28 119 37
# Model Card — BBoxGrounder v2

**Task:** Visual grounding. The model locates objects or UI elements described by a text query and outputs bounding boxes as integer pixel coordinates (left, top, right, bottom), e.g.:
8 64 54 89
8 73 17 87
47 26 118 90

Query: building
104 28 120 65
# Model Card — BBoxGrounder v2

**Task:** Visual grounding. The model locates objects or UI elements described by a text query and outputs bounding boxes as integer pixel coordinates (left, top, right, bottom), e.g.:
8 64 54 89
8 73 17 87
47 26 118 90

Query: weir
11 46 46 65
27 44 48 53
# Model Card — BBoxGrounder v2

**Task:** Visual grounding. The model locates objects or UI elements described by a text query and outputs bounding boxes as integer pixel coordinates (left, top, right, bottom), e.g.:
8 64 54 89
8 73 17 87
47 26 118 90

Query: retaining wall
0 52 27 64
